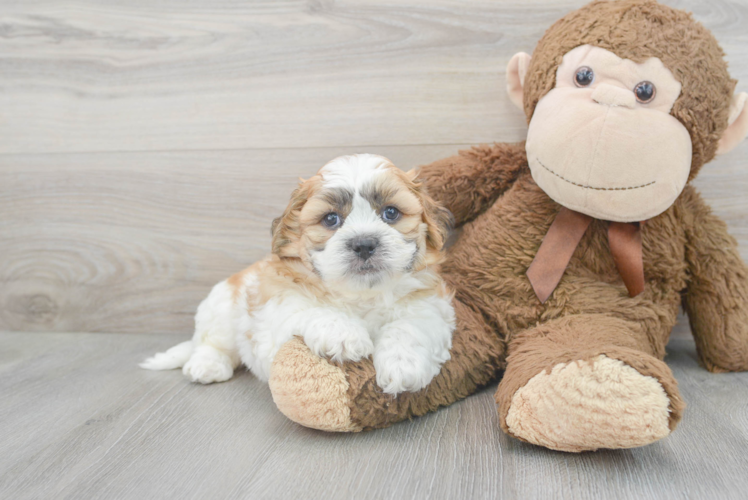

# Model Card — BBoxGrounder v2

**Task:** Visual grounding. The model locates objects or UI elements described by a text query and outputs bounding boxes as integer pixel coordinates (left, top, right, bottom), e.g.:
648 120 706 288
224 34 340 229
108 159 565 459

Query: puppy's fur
141 154 456 395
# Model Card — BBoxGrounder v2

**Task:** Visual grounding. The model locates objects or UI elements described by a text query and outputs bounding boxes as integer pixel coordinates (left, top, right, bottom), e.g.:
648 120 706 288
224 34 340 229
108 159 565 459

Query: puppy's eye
634 81 656 103
322 212 342 229
381 206 401 223
574 66 594 87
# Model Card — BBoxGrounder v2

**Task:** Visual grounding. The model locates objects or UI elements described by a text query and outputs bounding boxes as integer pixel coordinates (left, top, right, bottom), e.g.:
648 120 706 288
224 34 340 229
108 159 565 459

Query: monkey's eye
634 81 656 103
322 212 342 229
574 66 595 87
381 206 401 223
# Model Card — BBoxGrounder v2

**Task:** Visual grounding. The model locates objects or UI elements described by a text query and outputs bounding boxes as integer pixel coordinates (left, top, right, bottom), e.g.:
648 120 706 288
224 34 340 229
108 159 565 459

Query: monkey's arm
416 142 528 226
682 188 748 372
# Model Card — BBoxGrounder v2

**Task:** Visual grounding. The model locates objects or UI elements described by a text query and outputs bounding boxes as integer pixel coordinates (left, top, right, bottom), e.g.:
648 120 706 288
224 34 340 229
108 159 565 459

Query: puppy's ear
271 178 315 258
422 193 454 252
408 170 453 252
270 216 282 236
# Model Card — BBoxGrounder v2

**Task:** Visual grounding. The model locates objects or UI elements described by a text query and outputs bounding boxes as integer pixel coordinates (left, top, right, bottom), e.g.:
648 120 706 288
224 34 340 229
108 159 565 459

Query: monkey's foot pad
505 355 671 452
269 337 362 432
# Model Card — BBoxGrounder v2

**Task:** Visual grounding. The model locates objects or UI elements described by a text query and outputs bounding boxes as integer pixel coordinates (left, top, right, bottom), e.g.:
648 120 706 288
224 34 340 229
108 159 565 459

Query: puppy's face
272 154 452 289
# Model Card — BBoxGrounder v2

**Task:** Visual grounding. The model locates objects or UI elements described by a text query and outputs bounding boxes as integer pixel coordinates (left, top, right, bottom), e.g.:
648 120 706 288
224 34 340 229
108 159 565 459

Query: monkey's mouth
535 158 656 191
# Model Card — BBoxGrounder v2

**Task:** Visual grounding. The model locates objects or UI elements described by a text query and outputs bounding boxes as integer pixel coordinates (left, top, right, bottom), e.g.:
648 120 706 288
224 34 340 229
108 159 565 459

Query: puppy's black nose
351 237 378 261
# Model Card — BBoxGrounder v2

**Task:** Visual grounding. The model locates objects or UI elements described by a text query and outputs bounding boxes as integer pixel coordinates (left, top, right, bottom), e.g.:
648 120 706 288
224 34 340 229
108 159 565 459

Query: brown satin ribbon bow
526 207 645 303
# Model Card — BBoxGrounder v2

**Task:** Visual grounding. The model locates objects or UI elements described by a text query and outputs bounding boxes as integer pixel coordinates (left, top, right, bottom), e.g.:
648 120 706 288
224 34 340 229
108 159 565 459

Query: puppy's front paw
374 348 438 395
303 316 374 363
373 322 450 395
183 346 234 384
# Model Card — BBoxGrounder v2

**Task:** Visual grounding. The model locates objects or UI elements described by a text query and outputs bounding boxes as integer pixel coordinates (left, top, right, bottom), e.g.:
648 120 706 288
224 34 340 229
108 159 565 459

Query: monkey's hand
682 189 748 372
416 142 528 227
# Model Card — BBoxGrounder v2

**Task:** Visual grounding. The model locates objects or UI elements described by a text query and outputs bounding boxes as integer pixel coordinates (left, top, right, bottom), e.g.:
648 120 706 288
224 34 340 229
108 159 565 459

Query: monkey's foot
503 355 672 452
269 337 361 432
269 300 505 432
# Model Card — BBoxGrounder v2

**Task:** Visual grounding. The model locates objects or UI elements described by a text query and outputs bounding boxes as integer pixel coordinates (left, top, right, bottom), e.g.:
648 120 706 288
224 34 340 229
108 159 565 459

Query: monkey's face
525 45 692 222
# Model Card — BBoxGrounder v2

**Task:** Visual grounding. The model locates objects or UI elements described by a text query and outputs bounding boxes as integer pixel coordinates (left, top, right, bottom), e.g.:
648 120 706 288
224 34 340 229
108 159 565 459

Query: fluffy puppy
141 154 456 395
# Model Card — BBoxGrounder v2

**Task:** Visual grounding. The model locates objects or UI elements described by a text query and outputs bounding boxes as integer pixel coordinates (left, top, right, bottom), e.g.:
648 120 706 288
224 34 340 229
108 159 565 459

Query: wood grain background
1 0 747 334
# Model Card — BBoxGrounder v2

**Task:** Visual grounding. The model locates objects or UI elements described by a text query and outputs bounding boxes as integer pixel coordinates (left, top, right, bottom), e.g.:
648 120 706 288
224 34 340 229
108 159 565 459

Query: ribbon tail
608 221 645 297
527 207 593 303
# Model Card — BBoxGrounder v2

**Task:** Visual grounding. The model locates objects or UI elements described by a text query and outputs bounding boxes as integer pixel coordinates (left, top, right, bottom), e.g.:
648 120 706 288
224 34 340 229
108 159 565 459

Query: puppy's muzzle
350 237 379 261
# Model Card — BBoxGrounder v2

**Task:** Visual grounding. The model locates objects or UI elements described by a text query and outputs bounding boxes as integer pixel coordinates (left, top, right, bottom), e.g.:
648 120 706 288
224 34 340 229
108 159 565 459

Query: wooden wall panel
1 0 747 334
1 0 746 155
0 146 466 333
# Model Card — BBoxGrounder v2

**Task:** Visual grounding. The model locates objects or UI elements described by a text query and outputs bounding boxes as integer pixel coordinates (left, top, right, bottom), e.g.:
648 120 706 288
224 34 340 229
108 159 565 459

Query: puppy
141 154 455 395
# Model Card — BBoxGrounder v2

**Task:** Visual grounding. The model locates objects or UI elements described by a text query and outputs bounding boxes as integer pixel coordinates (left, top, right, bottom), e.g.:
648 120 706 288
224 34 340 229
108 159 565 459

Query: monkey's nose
591 83 636 109
351 237 378 261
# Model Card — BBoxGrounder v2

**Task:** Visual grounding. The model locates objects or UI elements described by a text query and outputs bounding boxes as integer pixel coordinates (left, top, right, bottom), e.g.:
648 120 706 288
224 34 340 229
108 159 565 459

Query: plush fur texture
268 0 748 451
505 355 671 452
142 154 456 397
270 337 360 432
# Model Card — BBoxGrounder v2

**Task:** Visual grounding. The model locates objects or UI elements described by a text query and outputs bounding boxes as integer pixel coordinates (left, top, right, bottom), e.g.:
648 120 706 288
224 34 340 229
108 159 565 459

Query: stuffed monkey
268 0 748 451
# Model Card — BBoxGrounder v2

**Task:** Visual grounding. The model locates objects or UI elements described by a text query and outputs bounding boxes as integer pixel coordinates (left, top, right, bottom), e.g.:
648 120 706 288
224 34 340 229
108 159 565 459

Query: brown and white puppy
141 154 456 395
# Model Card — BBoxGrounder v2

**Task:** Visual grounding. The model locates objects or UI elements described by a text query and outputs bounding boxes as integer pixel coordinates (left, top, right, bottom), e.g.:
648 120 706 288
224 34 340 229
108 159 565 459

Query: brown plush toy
268 0 748 452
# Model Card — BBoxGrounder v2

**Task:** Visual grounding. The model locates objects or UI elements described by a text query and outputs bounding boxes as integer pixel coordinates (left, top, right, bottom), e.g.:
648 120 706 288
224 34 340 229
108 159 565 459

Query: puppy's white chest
254 296 389 336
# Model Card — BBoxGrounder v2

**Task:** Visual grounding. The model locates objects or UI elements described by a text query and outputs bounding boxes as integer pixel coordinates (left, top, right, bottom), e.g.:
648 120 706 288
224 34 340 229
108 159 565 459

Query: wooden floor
2 0 748 499
1 325 748 499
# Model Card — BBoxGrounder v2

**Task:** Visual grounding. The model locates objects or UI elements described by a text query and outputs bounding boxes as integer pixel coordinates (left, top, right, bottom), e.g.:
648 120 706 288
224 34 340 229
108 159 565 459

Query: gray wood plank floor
1 325 748 500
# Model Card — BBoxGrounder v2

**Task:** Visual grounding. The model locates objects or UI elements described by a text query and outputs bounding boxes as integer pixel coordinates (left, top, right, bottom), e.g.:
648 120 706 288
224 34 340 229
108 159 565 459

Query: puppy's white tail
140 341 193 370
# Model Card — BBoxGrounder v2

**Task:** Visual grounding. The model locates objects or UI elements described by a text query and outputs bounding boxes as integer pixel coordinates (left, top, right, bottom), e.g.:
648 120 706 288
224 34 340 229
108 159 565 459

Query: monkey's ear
506 52 531 111
717 92 748 155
